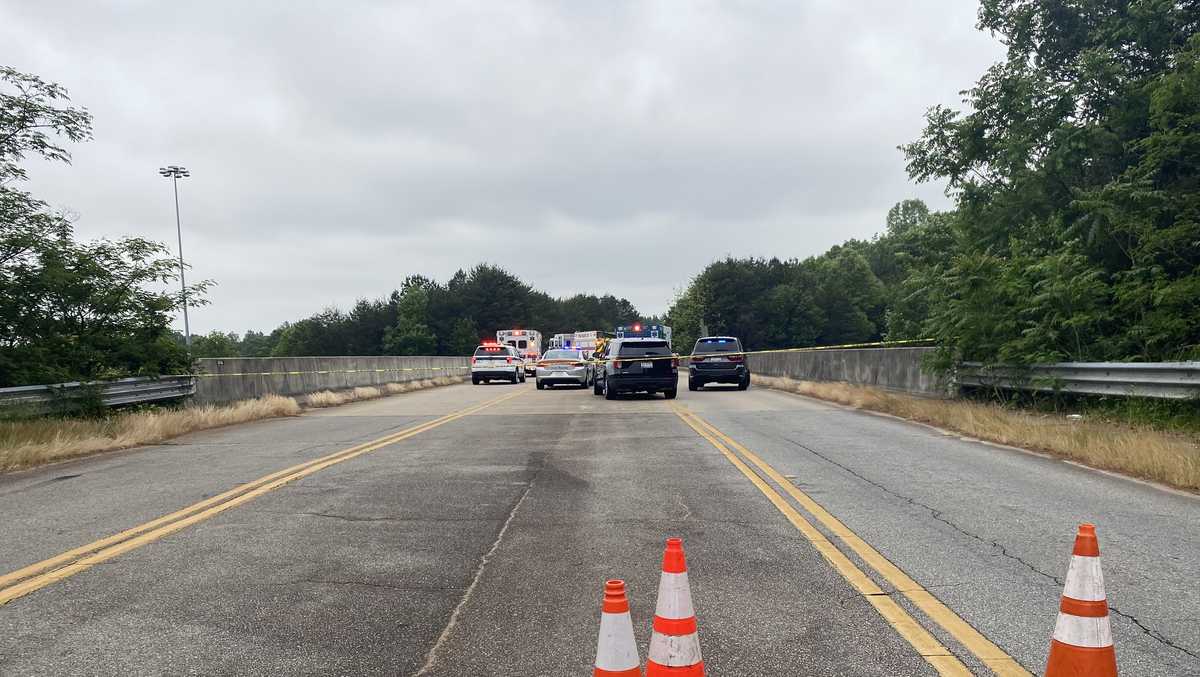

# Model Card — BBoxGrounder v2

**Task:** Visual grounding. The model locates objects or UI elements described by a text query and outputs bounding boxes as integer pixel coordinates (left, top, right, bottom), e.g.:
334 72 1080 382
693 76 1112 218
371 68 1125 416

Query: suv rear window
618 340 670 358
694 338 741 353
474 345 508 357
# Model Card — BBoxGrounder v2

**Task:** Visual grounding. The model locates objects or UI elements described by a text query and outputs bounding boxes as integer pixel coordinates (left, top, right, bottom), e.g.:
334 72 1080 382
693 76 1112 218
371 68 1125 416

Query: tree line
188 265 644 359
669 2 1200 367
4 1 1198 386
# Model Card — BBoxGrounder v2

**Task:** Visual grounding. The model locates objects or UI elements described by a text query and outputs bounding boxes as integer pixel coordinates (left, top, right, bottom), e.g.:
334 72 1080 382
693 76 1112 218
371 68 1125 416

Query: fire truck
496 329 542 376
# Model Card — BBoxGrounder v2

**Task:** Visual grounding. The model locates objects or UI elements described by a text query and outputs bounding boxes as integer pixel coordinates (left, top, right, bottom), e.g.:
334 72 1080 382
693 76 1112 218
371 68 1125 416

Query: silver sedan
535 349 592 389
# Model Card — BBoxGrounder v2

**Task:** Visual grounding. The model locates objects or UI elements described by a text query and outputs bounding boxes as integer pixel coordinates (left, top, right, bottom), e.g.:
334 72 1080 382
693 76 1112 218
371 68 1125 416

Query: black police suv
593 337 678 400
688 336 749 391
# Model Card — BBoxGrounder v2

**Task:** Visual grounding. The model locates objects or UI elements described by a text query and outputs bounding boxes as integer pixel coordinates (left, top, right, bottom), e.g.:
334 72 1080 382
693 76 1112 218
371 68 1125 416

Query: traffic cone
1045 523 1117 677
646 538 704 676
594 579 642 677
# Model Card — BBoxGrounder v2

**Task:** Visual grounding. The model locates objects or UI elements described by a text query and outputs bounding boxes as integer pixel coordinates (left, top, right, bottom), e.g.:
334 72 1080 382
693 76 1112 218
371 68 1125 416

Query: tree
901 2 1200 364
1 66 204 386
383 283 437 355
238 330 277 357
448 317 480 355
191 331 240 358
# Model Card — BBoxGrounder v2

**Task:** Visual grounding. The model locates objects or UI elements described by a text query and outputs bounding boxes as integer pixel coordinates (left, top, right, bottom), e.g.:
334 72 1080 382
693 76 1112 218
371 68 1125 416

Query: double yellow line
0 389 524 607
672 405 1031 677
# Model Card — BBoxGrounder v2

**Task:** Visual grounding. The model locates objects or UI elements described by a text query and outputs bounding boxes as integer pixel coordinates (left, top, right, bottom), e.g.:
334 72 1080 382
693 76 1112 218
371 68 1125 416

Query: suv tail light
672 357 679 367
470 356 477 365
613 359 623 369
691 355 705 362
728 354 744 363
507 356 514 364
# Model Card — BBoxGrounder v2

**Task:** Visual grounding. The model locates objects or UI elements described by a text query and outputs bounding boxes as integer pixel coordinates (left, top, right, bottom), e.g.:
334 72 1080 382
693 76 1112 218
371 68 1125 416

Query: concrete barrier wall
747 347 948 396
193 356 470 405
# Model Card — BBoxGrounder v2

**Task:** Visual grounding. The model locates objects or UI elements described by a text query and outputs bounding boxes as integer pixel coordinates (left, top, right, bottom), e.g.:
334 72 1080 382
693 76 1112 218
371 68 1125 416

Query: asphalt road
1 378 1197 675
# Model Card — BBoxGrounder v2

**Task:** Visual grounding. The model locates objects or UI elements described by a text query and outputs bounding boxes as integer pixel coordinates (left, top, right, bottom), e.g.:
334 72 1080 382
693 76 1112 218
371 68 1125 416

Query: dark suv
688 336 749 390
593 338 678 399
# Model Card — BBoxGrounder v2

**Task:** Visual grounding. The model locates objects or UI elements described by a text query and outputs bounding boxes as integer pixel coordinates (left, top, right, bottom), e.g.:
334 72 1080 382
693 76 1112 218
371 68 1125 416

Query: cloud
3 0 1002 331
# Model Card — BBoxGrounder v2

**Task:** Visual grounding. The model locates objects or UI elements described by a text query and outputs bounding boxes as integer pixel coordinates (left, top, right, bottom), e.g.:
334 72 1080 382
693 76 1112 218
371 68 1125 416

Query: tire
688 378 699 391
536 379 544 390
664 388 677 400
738 375 750 391
472 375 480 385
604 379 617 400
593 376 604 396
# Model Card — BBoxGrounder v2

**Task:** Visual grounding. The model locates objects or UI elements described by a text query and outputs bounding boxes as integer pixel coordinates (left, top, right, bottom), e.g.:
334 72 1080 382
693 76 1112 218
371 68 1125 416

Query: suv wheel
472 375 480 385
536 379 545 390
664 388 677 400
604 379 617 400
593 376 603 396
738 375 750 391
688 378 699 391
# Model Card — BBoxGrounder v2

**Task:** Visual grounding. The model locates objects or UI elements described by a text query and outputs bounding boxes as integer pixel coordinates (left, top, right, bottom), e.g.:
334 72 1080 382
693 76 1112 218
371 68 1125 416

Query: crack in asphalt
773 426 1199 660
273 579 466 592
415 451 547 676
779 432 1064 583
272 510 503 524
1106 606 1200 661
673 492 693 521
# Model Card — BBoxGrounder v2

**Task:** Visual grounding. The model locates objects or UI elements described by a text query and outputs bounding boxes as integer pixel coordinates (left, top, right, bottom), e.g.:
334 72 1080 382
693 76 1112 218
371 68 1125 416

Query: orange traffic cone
594 579 642 677
1045 523 1117 677
646 538 704 676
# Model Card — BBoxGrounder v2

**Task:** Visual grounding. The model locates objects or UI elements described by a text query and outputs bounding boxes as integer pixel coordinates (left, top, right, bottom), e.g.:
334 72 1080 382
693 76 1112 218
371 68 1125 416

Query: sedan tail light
691 356 705 362
506 356 513 364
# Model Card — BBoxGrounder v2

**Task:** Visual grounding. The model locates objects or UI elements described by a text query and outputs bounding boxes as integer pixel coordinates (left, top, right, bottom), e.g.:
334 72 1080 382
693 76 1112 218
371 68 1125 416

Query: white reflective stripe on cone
595 611 639 672
1062 555 1106 601
654 571 695 619
1052 612 1114 648
649 631 703 666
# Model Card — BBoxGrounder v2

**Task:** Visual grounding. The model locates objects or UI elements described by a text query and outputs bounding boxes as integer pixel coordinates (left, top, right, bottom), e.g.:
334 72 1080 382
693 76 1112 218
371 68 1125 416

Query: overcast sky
3 1 1002 334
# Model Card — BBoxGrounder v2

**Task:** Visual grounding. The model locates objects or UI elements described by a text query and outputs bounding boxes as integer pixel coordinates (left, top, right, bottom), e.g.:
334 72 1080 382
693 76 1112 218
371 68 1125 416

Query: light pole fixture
159 165 192 352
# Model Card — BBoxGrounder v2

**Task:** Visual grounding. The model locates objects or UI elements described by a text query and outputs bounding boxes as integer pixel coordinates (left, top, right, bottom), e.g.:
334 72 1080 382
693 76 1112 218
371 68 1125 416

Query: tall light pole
159 165 192 352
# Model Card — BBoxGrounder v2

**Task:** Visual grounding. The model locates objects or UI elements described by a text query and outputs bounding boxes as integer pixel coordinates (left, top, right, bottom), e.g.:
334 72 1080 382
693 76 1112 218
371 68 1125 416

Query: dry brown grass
0 395 301 472
0 375 467 473
302 376 461 407
753 375 1200 493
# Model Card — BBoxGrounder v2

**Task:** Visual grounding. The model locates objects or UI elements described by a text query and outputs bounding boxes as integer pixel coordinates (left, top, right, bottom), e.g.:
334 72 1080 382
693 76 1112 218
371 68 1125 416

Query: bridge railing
956 361 1200 400
0 376 196 411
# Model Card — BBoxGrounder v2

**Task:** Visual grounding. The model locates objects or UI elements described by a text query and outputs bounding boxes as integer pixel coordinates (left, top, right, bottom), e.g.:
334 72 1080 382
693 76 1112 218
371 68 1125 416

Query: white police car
471 343 526 384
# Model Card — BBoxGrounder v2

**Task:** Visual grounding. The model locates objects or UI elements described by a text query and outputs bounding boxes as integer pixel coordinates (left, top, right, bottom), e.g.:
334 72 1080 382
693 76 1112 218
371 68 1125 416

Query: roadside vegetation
667 5 1200 368
0 376 464 473
755 375 1200 493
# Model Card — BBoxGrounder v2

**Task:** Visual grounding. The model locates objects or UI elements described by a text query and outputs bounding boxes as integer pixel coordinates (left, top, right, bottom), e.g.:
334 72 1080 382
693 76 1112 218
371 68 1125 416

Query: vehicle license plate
639 361 654 369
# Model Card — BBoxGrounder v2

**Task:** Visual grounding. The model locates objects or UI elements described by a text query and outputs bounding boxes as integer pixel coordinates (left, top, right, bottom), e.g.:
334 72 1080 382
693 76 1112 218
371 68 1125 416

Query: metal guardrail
956 362 1200 400
0 376 196 409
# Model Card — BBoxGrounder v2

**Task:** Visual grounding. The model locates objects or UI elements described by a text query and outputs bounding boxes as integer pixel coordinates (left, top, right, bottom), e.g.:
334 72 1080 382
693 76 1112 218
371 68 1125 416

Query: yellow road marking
0 389 526 606
670 406 971 677
675 406 1032 677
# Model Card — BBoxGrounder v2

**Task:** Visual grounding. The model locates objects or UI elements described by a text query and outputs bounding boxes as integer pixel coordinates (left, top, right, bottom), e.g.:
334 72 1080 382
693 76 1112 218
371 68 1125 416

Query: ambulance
496 329 543 376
